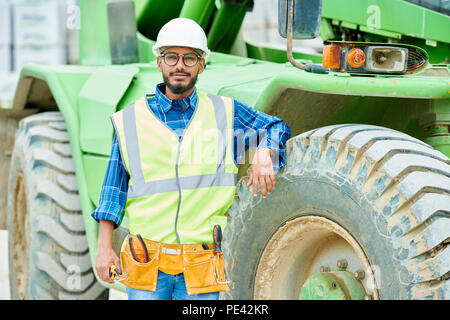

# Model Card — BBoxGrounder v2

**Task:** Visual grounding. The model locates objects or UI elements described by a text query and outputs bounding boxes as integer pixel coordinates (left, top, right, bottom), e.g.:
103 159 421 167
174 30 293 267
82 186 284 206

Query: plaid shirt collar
151 82 198 113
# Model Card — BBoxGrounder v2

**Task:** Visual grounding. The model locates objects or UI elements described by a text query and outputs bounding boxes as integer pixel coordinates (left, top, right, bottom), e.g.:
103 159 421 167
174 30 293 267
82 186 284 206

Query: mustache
170 71 191 77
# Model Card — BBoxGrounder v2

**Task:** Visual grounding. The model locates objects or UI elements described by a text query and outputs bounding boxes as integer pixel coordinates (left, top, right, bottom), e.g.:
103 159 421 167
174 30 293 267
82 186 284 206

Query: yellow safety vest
110 91 238 244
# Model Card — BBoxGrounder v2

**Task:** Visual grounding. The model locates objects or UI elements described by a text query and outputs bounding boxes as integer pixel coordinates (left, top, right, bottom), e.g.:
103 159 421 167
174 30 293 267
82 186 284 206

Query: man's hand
95 246 121 284
246 148 276 198
95 220 121 283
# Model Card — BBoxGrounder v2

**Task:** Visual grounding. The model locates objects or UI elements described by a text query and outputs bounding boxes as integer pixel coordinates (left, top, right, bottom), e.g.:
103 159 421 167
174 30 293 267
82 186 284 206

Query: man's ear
198 58 205 74
157 56 162 72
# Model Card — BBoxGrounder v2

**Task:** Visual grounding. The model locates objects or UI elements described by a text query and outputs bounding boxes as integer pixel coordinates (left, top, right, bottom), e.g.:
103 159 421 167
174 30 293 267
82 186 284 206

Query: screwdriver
213 224 222 254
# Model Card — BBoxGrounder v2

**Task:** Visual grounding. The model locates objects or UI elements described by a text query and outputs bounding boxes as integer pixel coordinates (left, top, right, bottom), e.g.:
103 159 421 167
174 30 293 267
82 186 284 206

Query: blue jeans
126 271 220 300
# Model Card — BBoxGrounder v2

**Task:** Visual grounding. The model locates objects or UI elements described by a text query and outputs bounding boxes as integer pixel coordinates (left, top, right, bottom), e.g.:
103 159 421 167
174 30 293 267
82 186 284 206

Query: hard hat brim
153 45 210 59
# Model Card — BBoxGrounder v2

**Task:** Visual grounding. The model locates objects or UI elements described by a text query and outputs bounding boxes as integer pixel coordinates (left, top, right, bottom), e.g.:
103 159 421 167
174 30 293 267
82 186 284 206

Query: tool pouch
119 237 160 291
183 247 230 295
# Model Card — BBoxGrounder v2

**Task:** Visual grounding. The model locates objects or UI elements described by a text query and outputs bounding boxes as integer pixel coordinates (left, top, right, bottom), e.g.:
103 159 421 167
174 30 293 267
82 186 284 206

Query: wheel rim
12 173 29 300
253 215 379 300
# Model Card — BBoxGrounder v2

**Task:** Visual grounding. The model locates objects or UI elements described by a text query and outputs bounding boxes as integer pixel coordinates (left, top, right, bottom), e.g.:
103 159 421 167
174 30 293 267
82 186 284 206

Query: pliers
128 234 149 263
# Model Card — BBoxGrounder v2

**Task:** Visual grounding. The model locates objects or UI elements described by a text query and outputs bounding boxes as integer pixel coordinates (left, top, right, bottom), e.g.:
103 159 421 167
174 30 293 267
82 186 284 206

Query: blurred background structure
0 0 80 109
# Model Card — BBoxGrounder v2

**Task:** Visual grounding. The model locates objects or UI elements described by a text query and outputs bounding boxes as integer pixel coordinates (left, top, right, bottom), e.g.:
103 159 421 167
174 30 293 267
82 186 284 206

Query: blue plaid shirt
91 83 291 227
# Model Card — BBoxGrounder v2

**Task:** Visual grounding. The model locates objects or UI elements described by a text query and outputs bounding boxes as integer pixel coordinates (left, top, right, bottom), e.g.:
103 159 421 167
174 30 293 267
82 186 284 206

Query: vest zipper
174 136 182 244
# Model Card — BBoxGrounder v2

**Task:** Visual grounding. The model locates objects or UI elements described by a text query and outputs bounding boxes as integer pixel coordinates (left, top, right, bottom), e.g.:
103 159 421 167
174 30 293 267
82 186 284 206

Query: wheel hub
253 215 378 300
299 264 366 300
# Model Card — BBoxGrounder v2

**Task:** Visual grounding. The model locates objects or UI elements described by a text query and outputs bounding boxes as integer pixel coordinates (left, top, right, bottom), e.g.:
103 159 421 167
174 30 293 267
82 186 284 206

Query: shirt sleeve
233 99 291 171
91 134 129 228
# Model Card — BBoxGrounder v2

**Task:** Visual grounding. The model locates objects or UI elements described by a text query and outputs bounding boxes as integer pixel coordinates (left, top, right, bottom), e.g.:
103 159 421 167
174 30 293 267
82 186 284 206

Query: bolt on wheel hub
299 259 368 300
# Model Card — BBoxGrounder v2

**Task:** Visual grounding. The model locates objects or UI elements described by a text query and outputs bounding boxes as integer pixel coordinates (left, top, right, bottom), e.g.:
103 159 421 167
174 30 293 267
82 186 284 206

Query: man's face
157 46 205 95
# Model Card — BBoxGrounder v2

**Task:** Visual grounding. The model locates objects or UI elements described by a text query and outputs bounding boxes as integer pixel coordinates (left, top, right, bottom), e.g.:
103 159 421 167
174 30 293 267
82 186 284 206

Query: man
92 18 291 300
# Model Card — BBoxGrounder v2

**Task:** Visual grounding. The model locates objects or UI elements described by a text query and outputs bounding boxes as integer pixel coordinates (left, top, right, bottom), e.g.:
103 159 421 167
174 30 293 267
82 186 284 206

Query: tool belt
119 234 231 295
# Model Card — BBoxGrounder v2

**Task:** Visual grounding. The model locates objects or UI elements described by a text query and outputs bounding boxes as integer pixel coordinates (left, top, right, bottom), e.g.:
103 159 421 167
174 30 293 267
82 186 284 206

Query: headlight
365 47 408 73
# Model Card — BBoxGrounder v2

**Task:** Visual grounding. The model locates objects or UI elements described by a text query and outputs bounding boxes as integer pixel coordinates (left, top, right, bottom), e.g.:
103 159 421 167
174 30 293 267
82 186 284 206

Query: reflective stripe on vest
111 91 238 244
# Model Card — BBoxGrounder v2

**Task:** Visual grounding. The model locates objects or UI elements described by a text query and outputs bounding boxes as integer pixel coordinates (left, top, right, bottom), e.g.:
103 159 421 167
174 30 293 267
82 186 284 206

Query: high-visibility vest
110 91 238 244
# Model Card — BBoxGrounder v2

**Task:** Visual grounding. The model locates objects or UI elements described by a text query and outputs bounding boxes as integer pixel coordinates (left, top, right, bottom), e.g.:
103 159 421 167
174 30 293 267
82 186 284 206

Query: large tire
222 124 450 300
7 112 108 300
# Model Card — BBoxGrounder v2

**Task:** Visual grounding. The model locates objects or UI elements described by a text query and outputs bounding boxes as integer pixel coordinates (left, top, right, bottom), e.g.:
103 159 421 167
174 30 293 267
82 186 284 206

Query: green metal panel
207 1 249 54
322 0 450 44
179 0 216 30
136 0 185 41
113 62 168 108
79 0 111 66
245 42 322 64
133 0 149 16
78 66 139 156
137 32 157 63
83 155 110 207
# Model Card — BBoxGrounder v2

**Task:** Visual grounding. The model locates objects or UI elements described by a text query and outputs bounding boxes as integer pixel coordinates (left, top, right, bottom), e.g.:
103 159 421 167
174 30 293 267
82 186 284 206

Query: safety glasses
161 52 202 67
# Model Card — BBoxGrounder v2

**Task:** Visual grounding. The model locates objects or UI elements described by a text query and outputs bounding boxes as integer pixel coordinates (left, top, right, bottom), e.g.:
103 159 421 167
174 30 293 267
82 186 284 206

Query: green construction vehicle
1 0 449 300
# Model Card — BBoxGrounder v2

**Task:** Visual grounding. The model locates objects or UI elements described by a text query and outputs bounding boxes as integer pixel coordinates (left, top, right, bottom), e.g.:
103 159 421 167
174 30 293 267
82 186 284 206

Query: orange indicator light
347 48 366 68
322 45 341 69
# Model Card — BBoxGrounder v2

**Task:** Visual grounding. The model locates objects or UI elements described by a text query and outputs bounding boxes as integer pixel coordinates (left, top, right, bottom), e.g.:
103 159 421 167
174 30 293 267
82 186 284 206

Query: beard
163 71 198 94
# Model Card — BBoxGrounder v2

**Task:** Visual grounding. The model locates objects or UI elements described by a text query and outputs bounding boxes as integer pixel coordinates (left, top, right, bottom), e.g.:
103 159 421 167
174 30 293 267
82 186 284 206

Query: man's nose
174 56 186 69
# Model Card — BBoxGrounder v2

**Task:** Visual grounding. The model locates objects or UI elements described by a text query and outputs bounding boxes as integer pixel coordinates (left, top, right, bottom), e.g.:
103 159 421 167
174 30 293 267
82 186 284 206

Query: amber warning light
347 48 366 68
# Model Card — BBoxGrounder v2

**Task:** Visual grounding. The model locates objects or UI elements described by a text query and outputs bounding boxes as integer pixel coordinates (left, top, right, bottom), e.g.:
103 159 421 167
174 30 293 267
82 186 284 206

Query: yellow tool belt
119 234 231 295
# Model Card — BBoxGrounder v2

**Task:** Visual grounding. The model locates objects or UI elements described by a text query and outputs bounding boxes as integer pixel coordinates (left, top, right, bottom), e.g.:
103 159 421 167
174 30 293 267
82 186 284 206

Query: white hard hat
152 18 210 59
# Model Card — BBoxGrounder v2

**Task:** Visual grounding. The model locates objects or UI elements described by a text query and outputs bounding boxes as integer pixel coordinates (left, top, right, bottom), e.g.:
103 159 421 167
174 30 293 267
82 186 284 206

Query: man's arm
233 99 291 198
91 134 129 282
95 220 120 283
